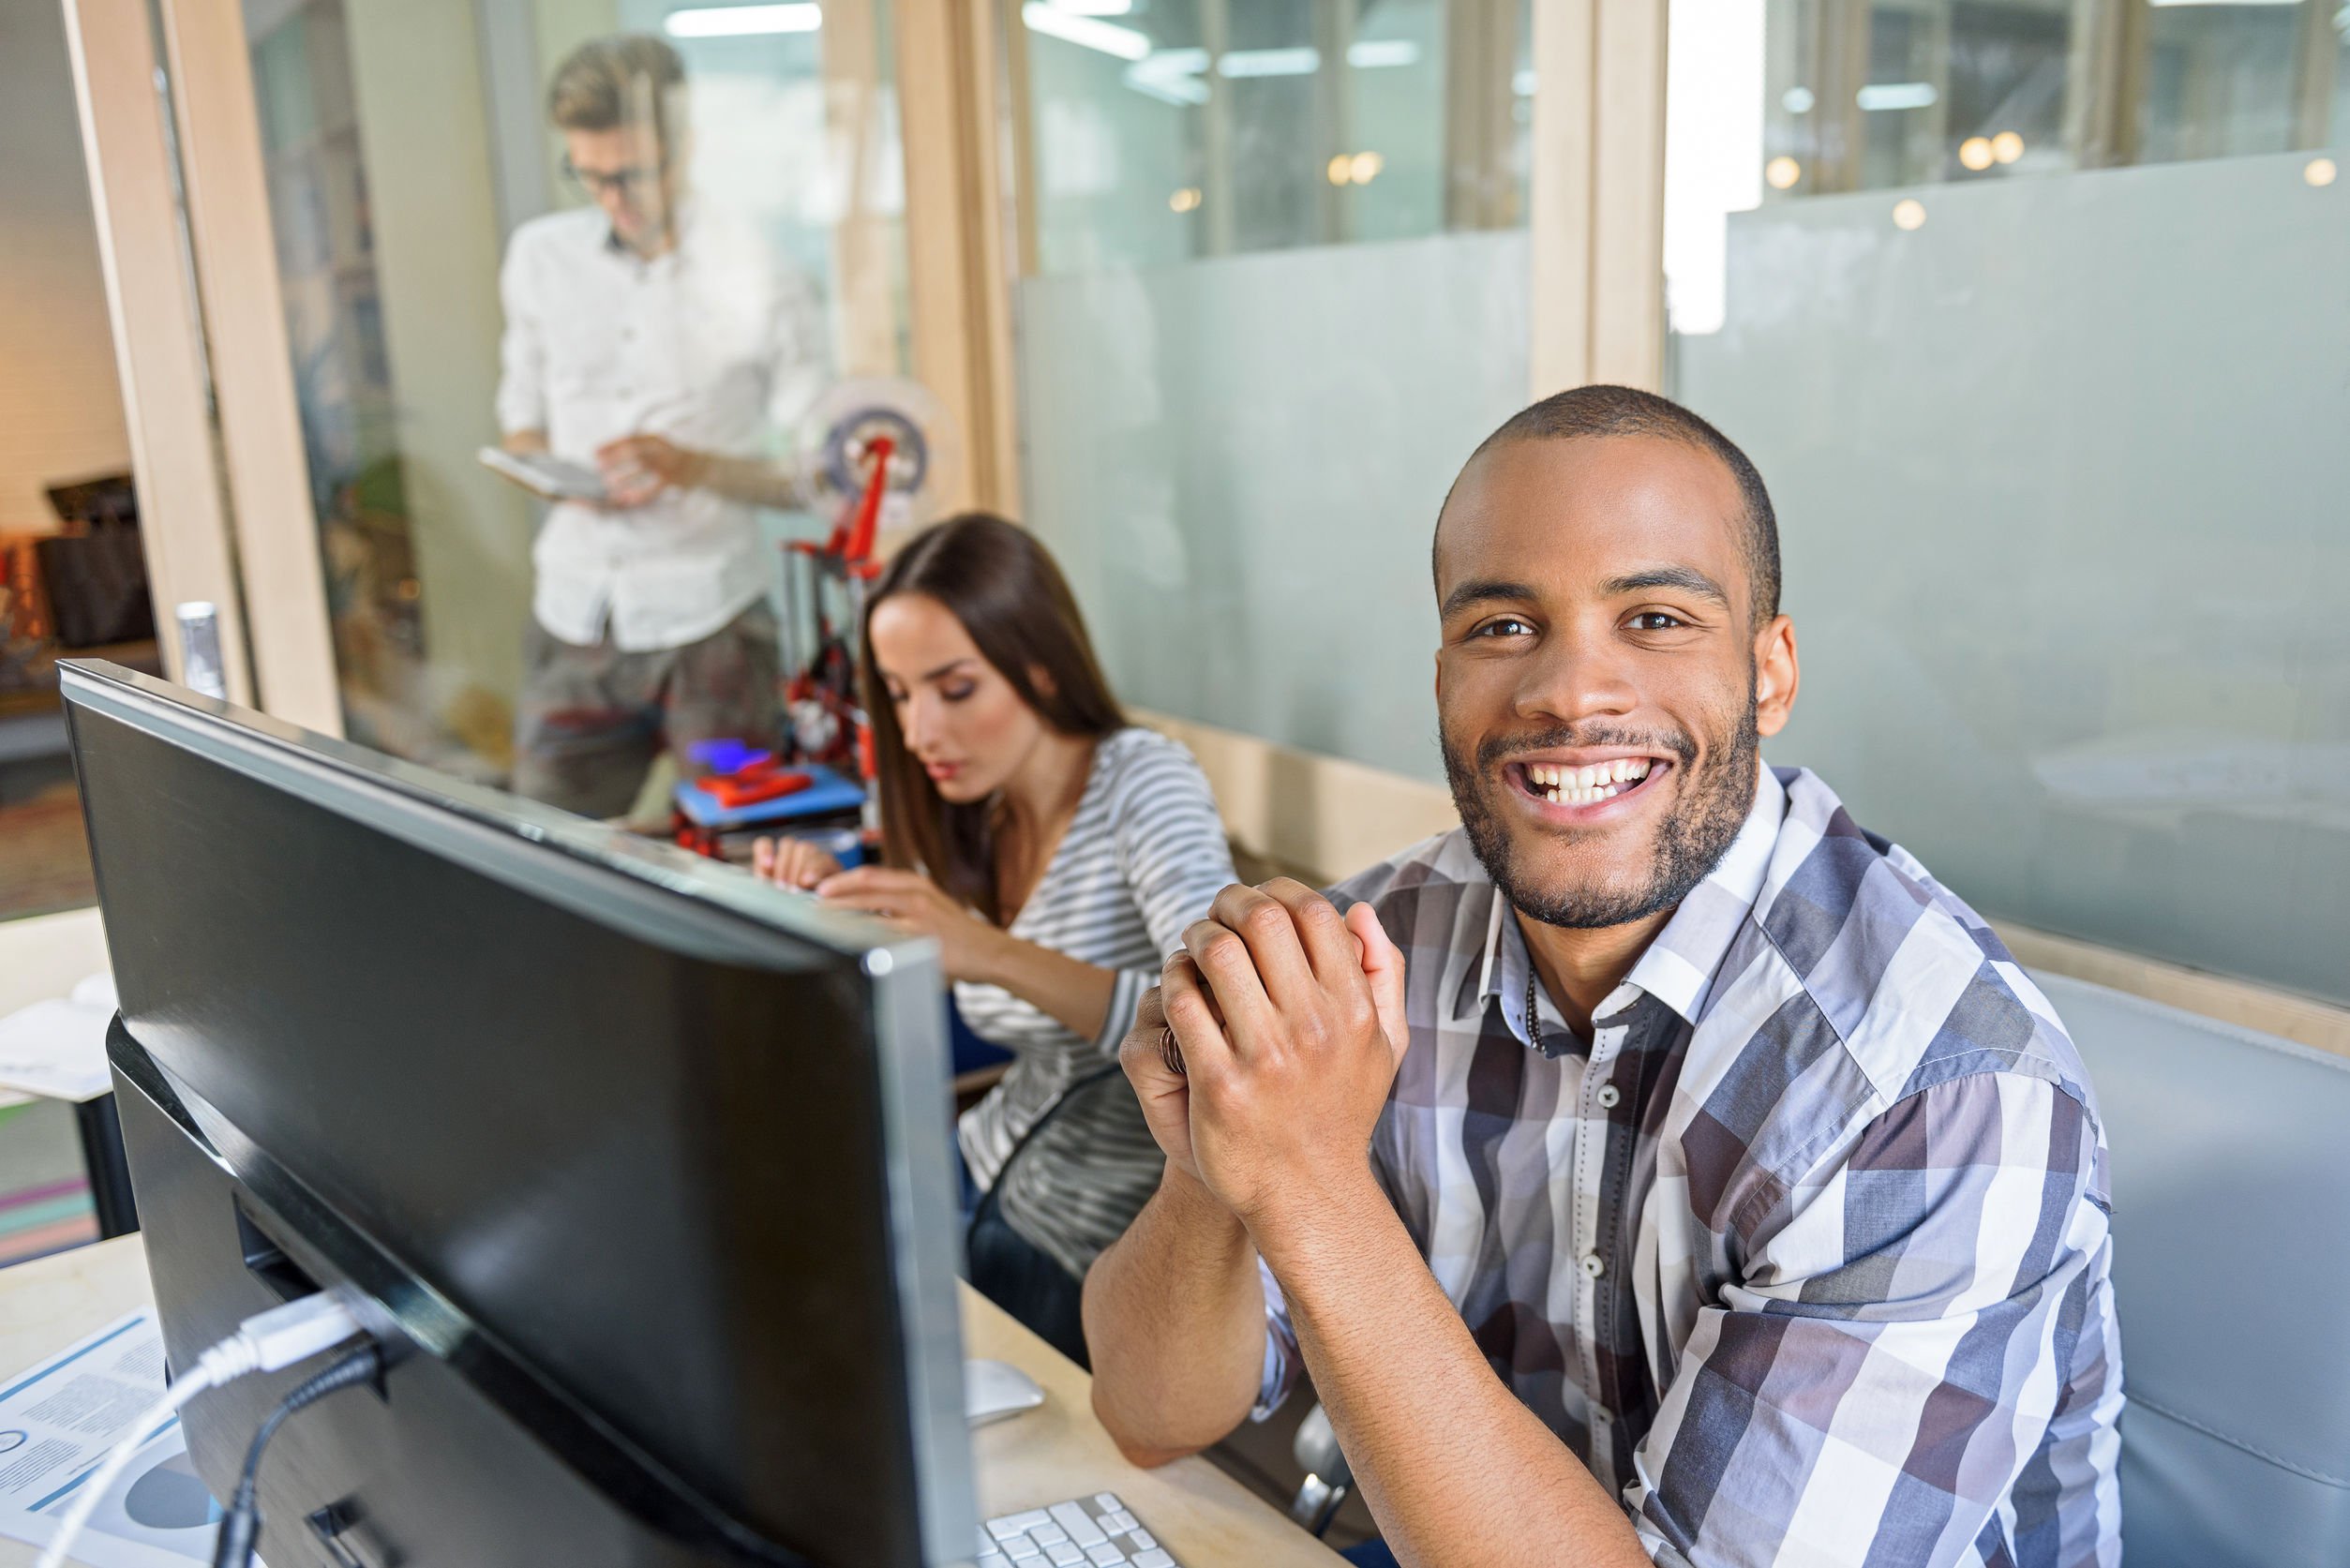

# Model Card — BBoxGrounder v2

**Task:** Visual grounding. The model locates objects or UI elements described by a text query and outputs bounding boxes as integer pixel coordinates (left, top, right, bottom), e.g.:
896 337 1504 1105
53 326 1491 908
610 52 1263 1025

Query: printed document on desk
0 1311 219 1566
0 975 116 1103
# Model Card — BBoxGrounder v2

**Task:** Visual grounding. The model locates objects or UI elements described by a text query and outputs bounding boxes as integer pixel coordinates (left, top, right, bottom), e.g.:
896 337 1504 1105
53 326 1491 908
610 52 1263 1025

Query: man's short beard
1442 678 1760 932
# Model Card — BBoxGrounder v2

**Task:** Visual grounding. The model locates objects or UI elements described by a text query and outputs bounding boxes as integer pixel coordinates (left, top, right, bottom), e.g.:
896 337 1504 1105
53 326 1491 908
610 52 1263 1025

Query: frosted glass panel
1020 232 1527 779
1675 156 2350 1003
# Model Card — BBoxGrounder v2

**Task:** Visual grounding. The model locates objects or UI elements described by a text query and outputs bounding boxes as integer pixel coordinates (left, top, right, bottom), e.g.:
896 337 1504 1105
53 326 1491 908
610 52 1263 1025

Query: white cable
35 1292 365 1568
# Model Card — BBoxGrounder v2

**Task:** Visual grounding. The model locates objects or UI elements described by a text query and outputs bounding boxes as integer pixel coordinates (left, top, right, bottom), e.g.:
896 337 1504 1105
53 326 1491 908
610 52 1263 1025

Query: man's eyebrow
1440 578 1538 620
1600 565 1731 608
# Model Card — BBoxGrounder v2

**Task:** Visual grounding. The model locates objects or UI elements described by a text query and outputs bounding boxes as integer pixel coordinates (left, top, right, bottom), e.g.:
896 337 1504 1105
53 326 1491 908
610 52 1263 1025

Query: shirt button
1579 1252 1606 1279
1595 1084 1622 1109
1591 1404 1613 1425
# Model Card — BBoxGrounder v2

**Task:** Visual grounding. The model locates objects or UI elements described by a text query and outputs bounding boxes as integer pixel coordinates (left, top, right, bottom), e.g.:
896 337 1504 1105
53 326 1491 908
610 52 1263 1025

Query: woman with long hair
754 513 1234 1358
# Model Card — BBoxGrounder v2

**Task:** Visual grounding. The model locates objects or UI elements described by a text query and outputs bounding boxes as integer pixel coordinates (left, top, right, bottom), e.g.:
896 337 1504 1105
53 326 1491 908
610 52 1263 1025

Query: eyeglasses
562 157 666 198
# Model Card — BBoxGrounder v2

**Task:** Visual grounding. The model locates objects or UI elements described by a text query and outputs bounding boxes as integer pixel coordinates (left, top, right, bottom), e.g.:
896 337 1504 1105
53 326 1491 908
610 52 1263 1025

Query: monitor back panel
67 667 965 1566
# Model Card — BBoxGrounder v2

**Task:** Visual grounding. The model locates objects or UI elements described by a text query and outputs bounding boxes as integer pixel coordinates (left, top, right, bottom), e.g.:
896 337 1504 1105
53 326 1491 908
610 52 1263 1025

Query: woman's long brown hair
862 514 1125 922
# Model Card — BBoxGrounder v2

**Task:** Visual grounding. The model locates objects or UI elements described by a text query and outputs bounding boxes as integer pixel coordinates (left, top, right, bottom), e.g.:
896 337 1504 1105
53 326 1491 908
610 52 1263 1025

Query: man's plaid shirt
1259 765 2123 1566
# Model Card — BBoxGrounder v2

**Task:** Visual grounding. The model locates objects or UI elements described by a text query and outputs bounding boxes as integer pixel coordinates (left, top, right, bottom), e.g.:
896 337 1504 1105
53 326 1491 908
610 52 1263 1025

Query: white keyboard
980 1492 1182 1568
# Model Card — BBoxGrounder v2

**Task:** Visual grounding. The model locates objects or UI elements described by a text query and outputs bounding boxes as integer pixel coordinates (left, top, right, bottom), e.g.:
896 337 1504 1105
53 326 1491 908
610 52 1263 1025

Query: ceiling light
1326 154 1354 186
1219 48 1320 78
1959 136 1995 171
1349 150 1384 184
1168 187 1202 212
1992 130 2025 164
2309 157 2339 187
664 3 821 37
1782 86 1815 113
1021 1 1149 60
1124 47 1209 105
1051 0 1132 14
1346 39 1421 68
1764 156 1801 189
1857 82 1938 112
1892 198 1926 231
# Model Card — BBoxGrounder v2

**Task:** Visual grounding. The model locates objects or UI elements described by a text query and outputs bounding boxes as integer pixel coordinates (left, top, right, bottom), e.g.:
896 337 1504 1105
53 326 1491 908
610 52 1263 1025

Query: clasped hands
1123 880 1410 1247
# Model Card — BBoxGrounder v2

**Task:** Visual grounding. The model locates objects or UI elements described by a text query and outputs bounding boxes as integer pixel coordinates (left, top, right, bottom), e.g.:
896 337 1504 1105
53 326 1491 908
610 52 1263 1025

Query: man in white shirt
497 35 824 817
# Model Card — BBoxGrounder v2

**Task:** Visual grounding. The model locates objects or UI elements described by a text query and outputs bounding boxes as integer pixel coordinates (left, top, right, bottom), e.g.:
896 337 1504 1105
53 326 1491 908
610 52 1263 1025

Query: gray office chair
1285 972 2350 1564
2042 971 2350 1567
1289 1401 1354 1535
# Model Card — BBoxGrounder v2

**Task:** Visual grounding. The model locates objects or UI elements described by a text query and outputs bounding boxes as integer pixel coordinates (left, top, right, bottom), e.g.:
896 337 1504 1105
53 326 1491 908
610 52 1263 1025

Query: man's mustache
1474 724 1699 774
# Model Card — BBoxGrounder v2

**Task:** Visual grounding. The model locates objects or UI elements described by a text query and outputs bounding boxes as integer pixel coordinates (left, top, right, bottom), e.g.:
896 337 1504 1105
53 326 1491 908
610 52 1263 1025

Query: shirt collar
1469 761 1788 1042
604 196 699 261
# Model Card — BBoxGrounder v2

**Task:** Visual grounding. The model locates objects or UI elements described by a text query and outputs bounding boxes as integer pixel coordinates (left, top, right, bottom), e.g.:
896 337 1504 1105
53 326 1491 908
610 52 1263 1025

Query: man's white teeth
1528 758 1652 805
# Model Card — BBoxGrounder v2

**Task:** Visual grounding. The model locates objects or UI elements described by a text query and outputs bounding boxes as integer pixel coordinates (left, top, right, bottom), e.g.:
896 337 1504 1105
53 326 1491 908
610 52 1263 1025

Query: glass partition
1665 0 2350 1003
1015 0 1531 780
227 0 908 816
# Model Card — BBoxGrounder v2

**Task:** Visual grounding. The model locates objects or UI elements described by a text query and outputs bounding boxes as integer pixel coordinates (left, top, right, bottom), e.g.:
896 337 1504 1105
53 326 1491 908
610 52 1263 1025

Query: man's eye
1628 611 1687 632
1471 617 1535 639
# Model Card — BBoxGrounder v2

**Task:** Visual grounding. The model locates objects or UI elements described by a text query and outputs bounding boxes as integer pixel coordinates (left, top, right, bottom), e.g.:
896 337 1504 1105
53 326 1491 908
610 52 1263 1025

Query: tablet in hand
477 445 610 503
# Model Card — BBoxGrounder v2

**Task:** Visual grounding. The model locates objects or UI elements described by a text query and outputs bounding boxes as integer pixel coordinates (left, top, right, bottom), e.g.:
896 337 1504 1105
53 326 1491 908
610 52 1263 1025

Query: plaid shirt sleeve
1625 1071 2122 1568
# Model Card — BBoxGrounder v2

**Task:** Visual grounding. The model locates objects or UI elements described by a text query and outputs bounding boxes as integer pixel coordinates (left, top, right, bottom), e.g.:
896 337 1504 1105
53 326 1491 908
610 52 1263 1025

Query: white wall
0 0 133 535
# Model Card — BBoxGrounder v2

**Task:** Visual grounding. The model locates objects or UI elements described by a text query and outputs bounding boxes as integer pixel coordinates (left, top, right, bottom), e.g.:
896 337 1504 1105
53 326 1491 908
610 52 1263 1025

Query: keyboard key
994 1511 1053 1538
1032 1524 1068 1545
1008 1542 1043 1561
1085 1545 1127 1566
1132 1552 1174 1568
1095 1492 1122 1511
1046 1545 1085 1567
1103 1510 1137 1534
1129 1531 1155 1551
1050 1502 1108 1546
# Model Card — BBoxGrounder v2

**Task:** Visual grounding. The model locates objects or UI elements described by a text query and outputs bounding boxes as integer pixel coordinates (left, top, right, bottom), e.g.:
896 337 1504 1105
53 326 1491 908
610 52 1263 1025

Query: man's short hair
1444 384 1782 625
546 35 685 147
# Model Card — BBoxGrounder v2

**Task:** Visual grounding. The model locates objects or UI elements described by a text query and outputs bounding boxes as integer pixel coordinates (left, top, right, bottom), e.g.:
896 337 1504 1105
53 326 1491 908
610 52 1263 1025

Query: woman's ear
1027 664 1058 700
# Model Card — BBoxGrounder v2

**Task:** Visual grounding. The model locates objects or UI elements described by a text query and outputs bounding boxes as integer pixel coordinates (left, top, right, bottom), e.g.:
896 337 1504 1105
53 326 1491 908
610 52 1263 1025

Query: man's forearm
687 451 801 509
1082 1162 1265 1465
1257 1179 1651 1568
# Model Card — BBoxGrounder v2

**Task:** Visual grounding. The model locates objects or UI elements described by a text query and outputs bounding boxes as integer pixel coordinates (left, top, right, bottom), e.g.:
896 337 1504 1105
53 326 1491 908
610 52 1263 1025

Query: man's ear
1753 614 1800 739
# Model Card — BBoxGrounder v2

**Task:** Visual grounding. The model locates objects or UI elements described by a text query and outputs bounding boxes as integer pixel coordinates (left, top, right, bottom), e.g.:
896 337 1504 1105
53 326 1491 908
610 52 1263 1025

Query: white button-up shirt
496 204 824 651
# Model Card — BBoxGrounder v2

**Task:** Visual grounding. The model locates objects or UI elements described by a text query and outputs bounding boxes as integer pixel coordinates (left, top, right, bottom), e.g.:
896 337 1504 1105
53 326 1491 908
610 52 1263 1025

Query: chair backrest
2033 971 2350 1568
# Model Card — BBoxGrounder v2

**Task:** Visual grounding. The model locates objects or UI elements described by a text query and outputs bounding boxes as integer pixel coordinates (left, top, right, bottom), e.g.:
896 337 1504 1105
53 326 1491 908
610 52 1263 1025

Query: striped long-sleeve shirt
958 726 1236 1280
1260 764 2124 1567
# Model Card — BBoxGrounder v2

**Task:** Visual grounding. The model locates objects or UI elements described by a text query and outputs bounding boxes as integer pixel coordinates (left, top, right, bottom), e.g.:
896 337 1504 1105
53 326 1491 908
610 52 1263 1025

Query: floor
0 751 95 920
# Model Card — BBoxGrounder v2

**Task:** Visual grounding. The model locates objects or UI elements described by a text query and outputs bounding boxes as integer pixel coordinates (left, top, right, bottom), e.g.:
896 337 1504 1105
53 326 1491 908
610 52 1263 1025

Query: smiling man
1082 386 2123 1568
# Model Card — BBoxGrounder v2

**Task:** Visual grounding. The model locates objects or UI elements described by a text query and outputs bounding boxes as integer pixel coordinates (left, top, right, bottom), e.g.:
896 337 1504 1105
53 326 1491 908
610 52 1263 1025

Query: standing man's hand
595 432 705 508
1152 879 1409 1237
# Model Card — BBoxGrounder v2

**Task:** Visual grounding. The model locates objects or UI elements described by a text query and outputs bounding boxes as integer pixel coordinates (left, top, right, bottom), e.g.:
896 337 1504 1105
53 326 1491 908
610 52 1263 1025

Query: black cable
210 1342 383 1568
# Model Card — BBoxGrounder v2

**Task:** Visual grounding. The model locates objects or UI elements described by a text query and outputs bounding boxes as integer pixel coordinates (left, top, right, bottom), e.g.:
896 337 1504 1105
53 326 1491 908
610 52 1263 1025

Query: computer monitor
62 660 977 1567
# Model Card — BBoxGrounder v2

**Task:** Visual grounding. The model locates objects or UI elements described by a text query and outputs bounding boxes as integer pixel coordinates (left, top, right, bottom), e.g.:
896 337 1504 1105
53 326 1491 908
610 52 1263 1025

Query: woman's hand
815 866 1006 983
752 836 843 890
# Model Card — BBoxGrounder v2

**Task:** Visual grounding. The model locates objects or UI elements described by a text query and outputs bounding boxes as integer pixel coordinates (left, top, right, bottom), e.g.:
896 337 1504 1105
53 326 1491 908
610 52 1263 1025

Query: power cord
35 1291 367 1568
210 1341 383 1568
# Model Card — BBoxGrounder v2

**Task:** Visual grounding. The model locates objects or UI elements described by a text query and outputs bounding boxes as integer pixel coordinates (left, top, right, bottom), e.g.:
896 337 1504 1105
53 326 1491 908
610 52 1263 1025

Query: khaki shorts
512 604 780 820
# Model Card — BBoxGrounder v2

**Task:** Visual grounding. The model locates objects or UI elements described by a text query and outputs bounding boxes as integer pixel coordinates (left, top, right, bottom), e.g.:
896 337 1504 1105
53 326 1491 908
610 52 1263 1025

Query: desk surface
0 1238 1343 1567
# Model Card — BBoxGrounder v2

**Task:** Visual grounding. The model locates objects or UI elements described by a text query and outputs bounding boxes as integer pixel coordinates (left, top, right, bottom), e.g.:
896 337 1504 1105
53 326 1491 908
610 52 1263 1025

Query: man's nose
1514 630 1638 726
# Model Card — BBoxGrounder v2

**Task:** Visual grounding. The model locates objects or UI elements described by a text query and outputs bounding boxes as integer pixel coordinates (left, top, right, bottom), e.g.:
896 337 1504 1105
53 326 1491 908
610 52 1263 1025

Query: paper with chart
0 1310 219 1565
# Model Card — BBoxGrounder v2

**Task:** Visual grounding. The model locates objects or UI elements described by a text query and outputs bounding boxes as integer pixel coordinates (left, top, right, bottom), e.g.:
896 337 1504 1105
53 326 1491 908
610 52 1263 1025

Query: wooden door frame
58 0 257 706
